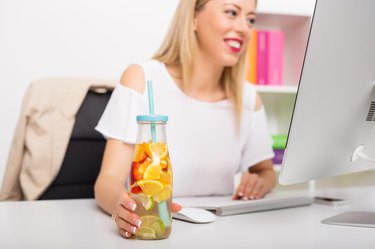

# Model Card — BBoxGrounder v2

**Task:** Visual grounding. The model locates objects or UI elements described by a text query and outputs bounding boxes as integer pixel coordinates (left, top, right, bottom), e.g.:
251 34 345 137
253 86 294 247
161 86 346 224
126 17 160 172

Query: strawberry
130 185 142 194
137 153 148 164
130 162 142 183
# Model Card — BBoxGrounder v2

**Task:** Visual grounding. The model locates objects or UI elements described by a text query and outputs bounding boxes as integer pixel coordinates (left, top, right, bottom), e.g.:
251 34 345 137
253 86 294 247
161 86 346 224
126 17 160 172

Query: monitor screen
279 0 375 185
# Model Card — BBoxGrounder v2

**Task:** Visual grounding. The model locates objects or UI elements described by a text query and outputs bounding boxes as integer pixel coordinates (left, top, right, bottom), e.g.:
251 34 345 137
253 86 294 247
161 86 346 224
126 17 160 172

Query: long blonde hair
153 0 251 122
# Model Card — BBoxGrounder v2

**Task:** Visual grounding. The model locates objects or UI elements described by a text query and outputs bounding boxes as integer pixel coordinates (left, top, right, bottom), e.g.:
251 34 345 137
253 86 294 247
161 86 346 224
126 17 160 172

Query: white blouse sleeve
95 83 148 144
240 107 275 172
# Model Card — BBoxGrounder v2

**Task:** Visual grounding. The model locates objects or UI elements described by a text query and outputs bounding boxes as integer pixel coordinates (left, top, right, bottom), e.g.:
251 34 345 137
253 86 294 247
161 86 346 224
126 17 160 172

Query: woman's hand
112 192 182 238
232 172 267 200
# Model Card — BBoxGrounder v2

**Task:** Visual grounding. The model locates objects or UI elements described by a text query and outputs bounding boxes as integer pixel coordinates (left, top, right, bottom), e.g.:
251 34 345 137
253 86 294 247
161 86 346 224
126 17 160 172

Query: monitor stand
322 146 375 228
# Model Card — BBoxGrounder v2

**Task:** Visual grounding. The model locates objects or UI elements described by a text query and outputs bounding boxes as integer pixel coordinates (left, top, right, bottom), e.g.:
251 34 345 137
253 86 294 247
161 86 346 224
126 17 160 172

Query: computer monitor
279 0 375 227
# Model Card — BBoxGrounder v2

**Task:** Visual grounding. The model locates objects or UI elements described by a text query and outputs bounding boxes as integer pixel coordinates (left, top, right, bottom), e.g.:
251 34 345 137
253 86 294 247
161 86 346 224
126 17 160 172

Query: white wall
0 0 179 187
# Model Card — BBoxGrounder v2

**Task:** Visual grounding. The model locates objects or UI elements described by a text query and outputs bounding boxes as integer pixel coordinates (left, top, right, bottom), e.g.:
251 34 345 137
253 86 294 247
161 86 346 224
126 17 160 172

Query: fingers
171 202 182 213
233 172 266 200
113 192 142 238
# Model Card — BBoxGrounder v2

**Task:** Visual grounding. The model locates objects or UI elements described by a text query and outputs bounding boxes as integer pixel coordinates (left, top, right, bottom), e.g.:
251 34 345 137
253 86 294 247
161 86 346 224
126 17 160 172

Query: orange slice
160 160 168 169
134 143 146 162
137 180 164 197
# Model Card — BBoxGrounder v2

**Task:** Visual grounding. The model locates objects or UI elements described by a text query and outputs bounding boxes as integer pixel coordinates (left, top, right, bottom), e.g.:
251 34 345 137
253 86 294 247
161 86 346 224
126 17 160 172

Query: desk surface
1 187 375 249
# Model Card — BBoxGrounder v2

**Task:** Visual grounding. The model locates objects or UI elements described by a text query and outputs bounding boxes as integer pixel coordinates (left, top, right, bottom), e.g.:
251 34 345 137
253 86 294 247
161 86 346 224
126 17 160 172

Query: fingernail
131 226 137 234
243 196 248 201
249 196 254 200
134 219 142 227
238 192 243 197
125 231 131 237
127 202 136 211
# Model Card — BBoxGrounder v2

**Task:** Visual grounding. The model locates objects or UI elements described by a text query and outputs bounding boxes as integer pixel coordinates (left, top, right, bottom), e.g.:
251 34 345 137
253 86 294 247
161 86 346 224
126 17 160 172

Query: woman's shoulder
242 82 255 108
119 59 165 94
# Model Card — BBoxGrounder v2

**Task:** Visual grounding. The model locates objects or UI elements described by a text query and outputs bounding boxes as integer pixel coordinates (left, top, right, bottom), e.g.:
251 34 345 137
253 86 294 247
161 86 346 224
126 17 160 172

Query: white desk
1 187 375 249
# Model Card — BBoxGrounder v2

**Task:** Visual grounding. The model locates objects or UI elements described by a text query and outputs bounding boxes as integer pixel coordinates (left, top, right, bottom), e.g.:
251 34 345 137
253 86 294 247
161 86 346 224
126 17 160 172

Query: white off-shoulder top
95 60 274 197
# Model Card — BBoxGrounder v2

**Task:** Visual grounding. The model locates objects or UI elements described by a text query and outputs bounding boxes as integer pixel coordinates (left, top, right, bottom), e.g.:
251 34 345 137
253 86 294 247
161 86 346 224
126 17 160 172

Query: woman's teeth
227 40 241 49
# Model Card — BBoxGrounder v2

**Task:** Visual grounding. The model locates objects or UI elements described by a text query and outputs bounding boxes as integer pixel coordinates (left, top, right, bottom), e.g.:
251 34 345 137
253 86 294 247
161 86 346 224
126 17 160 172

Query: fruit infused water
129 115 172 240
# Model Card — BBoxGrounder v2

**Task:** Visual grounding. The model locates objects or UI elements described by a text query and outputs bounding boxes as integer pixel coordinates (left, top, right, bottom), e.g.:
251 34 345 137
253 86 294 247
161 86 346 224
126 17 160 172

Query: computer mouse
172 207 216 224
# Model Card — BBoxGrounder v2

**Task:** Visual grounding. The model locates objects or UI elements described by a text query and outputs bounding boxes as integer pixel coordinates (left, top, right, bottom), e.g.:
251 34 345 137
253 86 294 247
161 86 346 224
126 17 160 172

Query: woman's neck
167 57 227 102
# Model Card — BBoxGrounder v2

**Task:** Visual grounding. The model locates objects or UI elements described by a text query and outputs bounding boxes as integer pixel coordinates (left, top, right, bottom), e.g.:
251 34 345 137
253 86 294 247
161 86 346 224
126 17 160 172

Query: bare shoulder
119 64 145 94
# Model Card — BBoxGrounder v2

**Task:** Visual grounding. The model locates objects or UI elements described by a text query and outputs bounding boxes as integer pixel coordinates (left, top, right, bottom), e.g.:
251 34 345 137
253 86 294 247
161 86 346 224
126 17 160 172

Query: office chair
39 90 112 200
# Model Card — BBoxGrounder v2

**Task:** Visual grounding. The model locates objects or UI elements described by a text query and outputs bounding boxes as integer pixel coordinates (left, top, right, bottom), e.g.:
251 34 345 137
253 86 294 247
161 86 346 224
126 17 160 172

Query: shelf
255 13 311 30
256 0 315 17
255 85 298 94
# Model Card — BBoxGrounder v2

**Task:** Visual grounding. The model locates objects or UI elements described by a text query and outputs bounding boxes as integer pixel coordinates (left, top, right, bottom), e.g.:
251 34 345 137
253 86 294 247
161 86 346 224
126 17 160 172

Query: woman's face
194 0 256 67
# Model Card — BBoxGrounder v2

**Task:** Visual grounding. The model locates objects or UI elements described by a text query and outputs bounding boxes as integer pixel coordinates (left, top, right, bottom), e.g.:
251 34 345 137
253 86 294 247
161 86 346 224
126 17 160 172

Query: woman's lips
224 38 243 53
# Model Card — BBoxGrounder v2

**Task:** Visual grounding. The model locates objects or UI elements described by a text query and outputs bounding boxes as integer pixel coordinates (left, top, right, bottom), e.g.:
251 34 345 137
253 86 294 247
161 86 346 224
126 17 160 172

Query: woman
94 0 275 238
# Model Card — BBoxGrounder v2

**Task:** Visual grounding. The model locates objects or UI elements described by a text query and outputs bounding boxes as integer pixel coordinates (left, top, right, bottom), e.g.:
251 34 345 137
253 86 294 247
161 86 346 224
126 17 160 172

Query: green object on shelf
272 134 288 149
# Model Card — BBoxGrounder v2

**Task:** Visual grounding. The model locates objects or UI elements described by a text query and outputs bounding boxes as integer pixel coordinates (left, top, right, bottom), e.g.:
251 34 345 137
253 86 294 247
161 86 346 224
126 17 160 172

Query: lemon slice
143 164 161 180
135 227 156 239
138 158 152 175
155 142 168 160
144 142 169 161
137 180 164 197
159 170 172 186
154 185 172 202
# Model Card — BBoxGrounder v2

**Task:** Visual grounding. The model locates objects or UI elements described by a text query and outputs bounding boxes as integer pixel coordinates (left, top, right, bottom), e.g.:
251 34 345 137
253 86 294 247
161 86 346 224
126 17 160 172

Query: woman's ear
193 17 198 31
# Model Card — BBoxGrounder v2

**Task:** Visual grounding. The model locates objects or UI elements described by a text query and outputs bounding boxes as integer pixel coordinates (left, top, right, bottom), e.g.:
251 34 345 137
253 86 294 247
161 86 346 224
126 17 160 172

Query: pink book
267 30 284 85
256 30 268 85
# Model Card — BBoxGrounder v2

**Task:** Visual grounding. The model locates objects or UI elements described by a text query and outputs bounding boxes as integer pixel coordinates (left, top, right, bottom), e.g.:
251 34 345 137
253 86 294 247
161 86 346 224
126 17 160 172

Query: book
272 134 288 165
256 30 268 85
267 30 284 85
246 29 258 84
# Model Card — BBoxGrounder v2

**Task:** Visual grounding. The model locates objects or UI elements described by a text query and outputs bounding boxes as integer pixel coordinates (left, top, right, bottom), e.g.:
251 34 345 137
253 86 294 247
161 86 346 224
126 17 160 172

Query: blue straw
147 80 157 142
147 80 170 227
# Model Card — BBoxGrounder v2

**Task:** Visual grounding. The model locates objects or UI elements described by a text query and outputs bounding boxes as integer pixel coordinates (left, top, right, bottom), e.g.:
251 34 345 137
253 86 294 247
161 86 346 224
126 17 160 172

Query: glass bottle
128 115 173 240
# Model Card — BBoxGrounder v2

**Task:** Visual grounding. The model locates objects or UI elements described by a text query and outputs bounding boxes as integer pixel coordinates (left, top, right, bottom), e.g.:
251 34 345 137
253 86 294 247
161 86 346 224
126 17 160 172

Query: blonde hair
153 0 252 122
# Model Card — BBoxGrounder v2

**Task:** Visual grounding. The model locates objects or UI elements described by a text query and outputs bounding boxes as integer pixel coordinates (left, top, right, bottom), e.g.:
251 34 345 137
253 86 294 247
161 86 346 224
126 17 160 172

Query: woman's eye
225 9 237 17
247 18 256 25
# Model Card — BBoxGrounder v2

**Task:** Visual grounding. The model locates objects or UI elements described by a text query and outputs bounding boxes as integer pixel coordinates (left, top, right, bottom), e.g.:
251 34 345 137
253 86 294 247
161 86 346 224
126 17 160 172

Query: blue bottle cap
136 115 168 122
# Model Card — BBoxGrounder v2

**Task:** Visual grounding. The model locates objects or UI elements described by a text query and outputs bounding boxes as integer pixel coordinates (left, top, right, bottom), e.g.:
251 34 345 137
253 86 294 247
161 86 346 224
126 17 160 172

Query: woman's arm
94 139 135 214
233 159 276 200
94 65 181 238
232 92 276 200
94 64 145 214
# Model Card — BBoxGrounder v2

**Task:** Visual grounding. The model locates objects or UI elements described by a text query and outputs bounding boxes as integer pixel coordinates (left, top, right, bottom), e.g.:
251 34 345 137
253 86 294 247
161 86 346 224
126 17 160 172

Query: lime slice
135 227 156 239
137 194 154 211
149 220 165 236
140 215 160 227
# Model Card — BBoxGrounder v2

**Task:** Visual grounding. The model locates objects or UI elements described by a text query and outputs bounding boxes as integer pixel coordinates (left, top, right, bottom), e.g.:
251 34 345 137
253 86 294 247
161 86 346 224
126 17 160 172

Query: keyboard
174 194 313 216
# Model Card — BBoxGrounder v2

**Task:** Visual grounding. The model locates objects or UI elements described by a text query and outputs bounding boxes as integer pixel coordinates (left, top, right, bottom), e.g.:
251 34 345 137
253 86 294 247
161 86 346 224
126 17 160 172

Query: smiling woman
94 0 276 239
